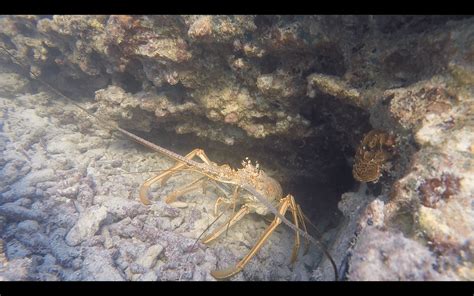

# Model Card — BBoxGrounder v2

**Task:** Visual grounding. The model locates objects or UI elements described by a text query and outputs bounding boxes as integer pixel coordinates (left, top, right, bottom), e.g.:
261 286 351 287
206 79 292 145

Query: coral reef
0 15 473 281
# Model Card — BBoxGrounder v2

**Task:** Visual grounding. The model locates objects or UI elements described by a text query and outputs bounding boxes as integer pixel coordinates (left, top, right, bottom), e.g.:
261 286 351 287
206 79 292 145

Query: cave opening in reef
129 91 372 250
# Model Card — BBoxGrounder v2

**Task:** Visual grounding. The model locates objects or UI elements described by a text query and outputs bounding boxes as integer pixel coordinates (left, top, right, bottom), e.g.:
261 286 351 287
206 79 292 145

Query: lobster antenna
190 209 228 251
301 212 339 281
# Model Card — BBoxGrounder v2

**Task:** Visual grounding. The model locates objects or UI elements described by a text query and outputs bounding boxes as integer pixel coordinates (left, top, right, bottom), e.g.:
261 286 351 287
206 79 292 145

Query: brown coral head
353 161 381 183
419 178 443 208
440 173 461 199
418 173 461 208
352 129 396 183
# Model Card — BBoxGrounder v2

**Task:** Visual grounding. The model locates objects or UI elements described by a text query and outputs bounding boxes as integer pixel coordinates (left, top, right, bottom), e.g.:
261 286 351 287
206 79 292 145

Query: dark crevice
252 115 277 125
124 94 369 239
39 67 109 99
259 54 280 74
254 15 275 31
375 15 472 35
45 46 62 61
312 43 346 77
114 71 142 94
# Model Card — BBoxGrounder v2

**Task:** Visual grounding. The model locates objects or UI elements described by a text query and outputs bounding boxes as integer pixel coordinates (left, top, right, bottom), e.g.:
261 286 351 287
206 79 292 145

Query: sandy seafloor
0 90 323 281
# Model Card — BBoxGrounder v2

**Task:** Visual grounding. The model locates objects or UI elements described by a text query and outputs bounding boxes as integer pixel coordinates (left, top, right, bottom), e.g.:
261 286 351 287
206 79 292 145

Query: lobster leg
202 205 250 244
213 186 240 216
296 204 310 255
210 196 292 280
160 149 213 185
139 149 214 205
164 176 208 204
287 195 301 264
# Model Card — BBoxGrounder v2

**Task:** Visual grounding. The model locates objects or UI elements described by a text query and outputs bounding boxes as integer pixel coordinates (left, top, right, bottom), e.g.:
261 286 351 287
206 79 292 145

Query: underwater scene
0 15 473 281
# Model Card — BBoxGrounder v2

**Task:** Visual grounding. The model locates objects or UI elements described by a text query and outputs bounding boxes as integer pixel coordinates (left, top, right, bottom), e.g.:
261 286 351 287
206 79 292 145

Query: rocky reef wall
0 15 473 280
